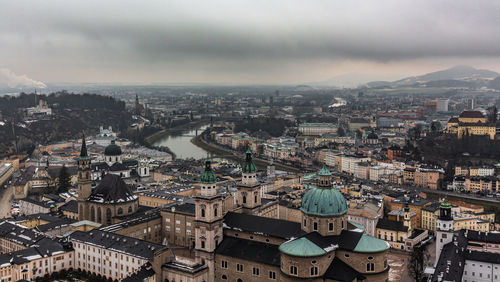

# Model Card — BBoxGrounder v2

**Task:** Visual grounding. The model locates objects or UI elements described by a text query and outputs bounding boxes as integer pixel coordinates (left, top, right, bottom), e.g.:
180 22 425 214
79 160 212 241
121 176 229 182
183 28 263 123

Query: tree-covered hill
0 91 132 155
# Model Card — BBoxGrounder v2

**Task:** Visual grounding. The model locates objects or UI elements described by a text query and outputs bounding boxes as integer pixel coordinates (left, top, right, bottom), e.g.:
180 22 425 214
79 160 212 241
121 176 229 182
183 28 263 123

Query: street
0 185 14 219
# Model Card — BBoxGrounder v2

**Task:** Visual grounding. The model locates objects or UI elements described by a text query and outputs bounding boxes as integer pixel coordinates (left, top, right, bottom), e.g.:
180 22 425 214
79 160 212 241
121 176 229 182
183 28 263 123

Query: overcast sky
1 0 500 86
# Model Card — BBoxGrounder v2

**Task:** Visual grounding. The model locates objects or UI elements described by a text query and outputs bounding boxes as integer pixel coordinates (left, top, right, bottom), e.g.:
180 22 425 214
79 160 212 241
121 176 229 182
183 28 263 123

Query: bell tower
77 133 92 221
194 157 223 282
238 149 261 214
435 200 453 266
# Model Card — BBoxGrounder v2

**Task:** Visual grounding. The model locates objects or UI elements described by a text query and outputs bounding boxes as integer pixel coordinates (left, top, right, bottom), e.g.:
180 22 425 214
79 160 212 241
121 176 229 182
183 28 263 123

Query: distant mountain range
367 65 499 88
310 65 500 89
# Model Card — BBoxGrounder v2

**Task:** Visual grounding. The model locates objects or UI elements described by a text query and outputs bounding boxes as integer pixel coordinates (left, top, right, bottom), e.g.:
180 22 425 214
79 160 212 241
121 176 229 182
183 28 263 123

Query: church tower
238 149 261 214
194 157 223 282
77 133 92 221
403 204 412 232
435 200 453 266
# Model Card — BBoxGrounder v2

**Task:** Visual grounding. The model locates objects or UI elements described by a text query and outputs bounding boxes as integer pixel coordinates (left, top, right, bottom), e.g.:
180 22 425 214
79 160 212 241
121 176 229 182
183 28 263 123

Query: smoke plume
0 68 47 88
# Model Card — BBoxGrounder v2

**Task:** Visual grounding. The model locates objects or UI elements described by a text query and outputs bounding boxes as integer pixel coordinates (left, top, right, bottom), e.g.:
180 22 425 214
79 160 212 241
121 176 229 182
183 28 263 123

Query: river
151 125 209 159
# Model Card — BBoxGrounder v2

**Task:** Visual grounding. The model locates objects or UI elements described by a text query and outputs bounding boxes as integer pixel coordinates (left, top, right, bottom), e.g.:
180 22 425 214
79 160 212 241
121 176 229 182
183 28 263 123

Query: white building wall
463 259 500 282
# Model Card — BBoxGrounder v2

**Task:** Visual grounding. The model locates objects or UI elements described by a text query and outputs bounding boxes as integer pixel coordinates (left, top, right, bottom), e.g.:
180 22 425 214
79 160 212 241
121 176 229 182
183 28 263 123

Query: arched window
310 266 318 276
106 208 112 225
214 206 218 217
128 206 132 213
90 207 95 222
221 275 227 280
242 196 247 204
290 266 298 275
201 209 205 217
254 192 258 203
117 208 123 215
237 279 242 282
97 208 102 223
366 262 374 272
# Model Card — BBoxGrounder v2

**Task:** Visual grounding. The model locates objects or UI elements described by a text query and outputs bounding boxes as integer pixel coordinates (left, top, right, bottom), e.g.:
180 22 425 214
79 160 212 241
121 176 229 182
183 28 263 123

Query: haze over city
0 1 499 282
2 1 500 86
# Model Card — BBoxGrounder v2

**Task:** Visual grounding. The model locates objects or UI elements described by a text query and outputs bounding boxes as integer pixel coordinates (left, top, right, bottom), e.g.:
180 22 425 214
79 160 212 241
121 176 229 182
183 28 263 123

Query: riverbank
144 120 207 145
192 134 301 173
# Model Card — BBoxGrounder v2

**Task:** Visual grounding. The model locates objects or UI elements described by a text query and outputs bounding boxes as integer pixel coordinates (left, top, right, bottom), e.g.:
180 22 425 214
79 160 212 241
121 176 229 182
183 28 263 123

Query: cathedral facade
77 135 139 225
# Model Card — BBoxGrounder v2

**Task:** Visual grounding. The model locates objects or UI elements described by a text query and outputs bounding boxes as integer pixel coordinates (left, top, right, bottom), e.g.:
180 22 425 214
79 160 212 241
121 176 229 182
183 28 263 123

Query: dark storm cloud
1 0 500 83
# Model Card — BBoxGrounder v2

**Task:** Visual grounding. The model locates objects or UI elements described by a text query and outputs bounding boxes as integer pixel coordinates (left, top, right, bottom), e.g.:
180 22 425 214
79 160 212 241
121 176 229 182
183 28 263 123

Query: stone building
215 165 390 281
77 134 139 225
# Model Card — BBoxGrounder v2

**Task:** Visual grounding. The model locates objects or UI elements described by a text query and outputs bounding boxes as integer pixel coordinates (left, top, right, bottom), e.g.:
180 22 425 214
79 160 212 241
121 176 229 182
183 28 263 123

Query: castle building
77 135 139 225
446 110 496 140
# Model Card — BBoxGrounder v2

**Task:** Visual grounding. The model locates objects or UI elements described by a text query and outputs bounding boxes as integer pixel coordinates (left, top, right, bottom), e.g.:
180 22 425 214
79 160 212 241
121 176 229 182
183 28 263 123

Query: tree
57 165 71 193
408 246 430 282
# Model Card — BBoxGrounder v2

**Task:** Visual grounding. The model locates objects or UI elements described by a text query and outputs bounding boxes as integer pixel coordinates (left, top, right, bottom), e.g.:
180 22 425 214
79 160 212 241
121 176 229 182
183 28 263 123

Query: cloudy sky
1 0 500 86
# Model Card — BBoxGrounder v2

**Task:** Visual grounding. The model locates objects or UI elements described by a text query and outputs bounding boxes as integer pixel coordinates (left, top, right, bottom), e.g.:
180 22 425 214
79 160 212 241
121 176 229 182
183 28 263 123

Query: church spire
80 132 88 158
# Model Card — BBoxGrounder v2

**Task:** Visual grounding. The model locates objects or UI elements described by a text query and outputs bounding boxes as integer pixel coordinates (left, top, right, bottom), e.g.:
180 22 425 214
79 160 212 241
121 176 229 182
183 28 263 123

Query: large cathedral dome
300 186 348 216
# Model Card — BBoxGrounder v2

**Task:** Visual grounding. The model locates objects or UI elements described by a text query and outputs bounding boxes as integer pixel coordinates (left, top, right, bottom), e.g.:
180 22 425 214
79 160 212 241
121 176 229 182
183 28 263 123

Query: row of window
303 219 344 231
220 271 277 280
289 265 319 276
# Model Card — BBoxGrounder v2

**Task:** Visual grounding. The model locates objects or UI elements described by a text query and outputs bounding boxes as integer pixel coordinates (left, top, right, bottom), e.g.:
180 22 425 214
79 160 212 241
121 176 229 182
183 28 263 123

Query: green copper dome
353 234 390 253
279 237 326 257
300 185 348 216
318 164 332 176
440 200 452 209
241 148 256 173
200 157 216 184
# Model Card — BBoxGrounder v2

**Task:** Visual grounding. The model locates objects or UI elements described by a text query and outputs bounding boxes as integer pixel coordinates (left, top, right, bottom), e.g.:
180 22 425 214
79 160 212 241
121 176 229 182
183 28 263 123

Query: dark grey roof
324 257 360 281
88 174 136 203
216 237 280 266
122 159 138 167
459 111 484 119
466 250 500 264
422 202 441 212
123 262 155 282
0 221 45 247
69 230 167 260
376 218 408 232
223 212 305 240
109 162 129 172
174 203 195 215
19 197 51 208
0 238 68 267
59 200 78 213
104 142 122 156
36 218 75 232
463 229 500 244
432 232 468 282
92 162 110 171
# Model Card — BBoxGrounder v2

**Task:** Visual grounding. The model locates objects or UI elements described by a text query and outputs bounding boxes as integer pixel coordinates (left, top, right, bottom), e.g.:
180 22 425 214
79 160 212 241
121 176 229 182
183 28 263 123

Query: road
0 185 14 219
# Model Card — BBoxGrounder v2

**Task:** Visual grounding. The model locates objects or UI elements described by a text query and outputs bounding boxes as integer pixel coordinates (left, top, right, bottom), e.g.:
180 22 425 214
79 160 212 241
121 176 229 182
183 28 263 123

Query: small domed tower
435 199 453 266
238 149 261 213
301 165 348 236
104 139 122 166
